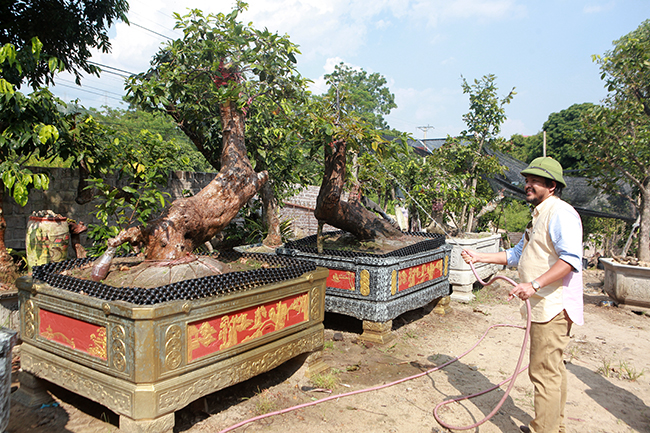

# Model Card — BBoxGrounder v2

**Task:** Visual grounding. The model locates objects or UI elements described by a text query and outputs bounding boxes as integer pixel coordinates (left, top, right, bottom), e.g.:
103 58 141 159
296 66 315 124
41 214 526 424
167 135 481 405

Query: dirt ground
7 268 650 433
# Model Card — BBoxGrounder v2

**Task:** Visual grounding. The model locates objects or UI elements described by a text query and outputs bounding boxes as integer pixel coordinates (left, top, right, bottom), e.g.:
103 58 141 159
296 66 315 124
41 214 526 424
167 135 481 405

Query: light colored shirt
505 196 584 325
506 203 583 271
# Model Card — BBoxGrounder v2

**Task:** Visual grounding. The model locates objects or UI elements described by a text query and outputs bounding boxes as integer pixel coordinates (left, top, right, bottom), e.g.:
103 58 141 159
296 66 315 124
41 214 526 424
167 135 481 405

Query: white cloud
375 19 392 29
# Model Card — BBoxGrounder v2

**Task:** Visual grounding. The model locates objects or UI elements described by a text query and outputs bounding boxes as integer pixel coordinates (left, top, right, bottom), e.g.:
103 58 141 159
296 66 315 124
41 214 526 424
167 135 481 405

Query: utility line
56 78 125 97
87 61 135 77
130 21 175 41
54 82 124 103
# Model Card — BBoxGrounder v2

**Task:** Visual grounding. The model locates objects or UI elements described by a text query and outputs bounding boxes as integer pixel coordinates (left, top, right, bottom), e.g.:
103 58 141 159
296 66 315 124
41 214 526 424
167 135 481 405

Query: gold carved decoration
331 272 354 285
444 255 449 276
158 331 323 412
363 320 392 333
400 260 443 290
360 270 370 296
87 327 107 359
102 303 111 316
309 287 320 321
187 293 310 358
24 299 36 339
391 270 397 296
111 325 127 372
165 325 183 370
24 355 132 415
41 325 76 348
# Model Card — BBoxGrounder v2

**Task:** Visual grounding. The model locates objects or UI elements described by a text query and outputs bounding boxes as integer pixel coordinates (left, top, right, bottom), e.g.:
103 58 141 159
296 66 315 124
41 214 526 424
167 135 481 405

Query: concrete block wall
280 185 344 238
2 167 217 250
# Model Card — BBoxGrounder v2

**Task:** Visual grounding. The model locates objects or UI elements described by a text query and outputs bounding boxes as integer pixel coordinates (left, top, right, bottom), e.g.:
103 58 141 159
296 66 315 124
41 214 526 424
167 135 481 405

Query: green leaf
48 57 59 72
2 170 15 190
13 182 28 206
0 79 15 95
37 124 59 144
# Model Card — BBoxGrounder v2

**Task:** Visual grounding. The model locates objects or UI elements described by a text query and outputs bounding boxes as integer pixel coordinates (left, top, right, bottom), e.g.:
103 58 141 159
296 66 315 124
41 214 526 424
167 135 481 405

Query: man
461 157 583 433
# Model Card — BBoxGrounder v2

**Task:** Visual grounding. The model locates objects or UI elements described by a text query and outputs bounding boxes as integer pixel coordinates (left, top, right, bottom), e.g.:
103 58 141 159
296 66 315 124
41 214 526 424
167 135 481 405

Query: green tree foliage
1 0 129 88
85 130 176 256
542 103 595 171
581 19 650 261
126 3 306 169
89 107 214 172
508 133 542 163
323 62 397 130
1 0 128 275
440 74 514 233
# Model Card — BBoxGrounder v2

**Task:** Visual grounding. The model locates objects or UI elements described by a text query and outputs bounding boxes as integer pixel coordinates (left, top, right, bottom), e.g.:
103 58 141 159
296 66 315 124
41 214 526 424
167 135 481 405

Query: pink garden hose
432 268 531 430
218 263 530 433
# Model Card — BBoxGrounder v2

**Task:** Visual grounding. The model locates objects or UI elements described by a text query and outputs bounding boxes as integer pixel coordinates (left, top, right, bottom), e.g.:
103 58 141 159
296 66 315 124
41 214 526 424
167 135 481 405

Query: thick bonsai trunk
104 101 267 261
314 139 402 240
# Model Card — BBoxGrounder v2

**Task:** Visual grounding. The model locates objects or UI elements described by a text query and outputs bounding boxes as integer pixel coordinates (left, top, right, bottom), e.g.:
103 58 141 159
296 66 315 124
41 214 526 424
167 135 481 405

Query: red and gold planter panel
39 309 107 360
188 292 310 362
326 269 356 291
398 258 444 293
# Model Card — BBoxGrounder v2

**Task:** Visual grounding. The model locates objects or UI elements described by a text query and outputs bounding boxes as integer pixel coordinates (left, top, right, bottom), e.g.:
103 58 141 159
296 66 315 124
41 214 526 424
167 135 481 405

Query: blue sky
50 0 650 140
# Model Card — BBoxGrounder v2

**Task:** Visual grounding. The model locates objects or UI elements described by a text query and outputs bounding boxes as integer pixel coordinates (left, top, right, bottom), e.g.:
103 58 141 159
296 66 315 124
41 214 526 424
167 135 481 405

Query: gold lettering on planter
398 259 443 292
391 270 397 296
187 293 309 362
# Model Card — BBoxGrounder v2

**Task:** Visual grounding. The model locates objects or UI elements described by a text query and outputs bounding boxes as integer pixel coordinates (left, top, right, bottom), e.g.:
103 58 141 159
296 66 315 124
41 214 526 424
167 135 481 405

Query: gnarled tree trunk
314 139 402 240
100 101 267 263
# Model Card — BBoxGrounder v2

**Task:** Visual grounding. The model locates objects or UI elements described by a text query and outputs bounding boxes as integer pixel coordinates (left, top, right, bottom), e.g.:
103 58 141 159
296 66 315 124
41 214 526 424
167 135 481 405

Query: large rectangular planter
447 233 503 302
277 232 451 343
602 257 650 311
14 254 327 433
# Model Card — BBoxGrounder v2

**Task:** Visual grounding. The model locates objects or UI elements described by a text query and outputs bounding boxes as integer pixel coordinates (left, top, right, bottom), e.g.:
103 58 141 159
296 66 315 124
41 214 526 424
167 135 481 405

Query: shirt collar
532 195 558 218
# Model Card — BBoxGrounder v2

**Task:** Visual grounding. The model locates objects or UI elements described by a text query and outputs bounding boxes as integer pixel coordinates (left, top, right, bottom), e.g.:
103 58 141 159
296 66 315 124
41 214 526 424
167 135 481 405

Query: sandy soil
7 268 650 433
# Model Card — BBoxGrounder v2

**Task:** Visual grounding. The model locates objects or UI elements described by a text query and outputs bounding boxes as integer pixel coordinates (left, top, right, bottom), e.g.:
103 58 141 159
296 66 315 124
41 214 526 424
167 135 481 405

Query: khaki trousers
528 310 572 433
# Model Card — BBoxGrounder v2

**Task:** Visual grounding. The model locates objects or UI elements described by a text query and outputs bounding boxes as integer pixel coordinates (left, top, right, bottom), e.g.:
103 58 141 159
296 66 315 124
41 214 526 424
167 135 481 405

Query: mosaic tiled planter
14 253 327 433
602 258 650 312
277 232 451 343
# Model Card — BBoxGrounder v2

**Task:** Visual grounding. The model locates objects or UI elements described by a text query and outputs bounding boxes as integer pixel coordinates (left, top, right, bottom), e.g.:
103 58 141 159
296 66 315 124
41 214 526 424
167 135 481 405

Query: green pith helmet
520 157 567 188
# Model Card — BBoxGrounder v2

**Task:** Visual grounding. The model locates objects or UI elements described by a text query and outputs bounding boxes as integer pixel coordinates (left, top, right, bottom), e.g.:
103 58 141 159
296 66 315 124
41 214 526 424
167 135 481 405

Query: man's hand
508 282 536 301
461 249 479 264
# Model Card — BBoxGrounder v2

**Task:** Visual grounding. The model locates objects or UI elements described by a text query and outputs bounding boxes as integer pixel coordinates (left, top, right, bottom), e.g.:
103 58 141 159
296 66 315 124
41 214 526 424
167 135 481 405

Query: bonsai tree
435 74 514 234
91 2 306 278
307 68 409 242
579 19 650 262
125 3 311 250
